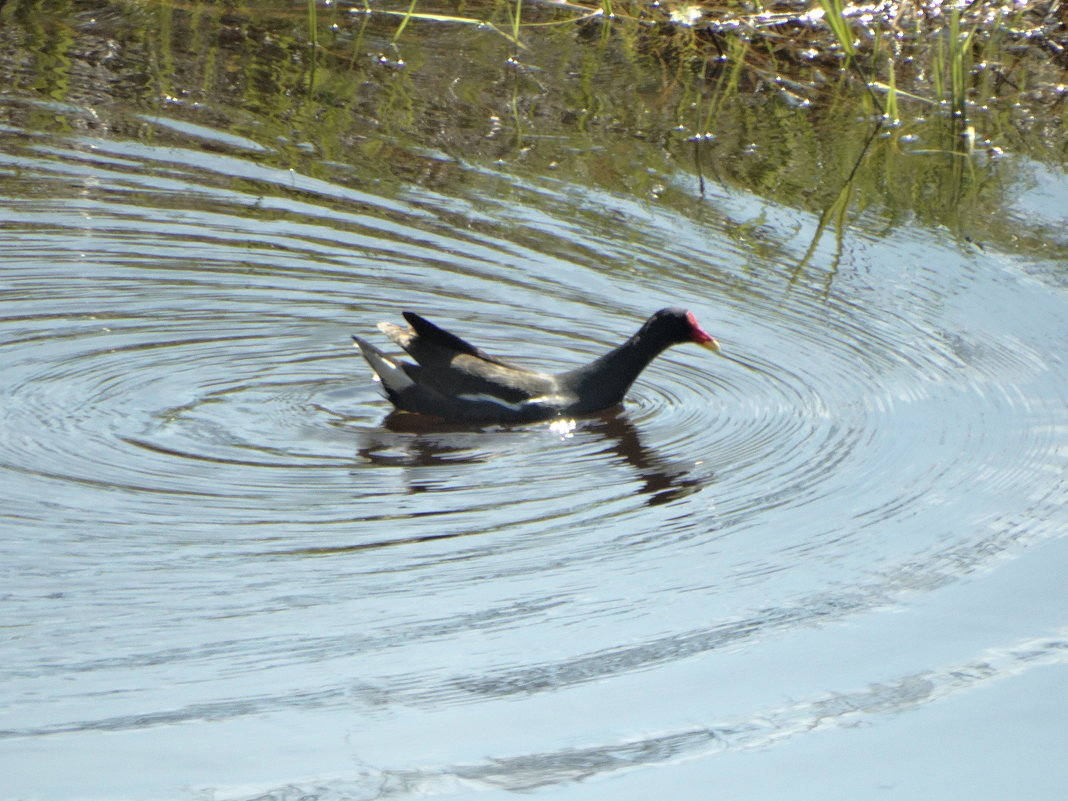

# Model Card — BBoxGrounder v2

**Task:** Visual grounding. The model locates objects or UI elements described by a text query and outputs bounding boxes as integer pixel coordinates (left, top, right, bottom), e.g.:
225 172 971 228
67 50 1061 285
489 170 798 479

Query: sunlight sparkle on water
549 418 578 439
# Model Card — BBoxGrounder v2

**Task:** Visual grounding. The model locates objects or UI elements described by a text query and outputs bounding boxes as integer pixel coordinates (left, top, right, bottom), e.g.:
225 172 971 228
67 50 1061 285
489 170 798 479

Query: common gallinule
353 308 722 424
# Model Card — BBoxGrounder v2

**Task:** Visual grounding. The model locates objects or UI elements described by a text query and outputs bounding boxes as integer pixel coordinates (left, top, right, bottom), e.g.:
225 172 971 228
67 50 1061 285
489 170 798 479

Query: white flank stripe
456 393 528 412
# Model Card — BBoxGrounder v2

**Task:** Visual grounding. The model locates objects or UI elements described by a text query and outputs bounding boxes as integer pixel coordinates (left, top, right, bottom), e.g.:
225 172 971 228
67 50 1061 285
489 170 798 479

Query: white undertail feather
353 339 413 394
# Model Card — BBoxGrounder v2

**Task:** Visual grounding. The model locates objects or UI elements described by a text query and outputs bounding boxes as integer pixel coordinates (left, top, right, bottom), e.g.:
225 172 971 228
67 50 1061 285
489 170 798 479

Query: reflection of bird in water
357 408 711 508
582 412 709 506
352 308 724 424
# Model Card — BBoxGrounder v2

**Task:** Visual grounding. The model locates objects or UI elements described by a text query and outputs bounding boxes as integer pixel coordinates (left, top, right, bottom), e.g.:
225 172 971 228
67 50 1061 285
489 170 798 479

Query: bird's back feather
375 312 558 402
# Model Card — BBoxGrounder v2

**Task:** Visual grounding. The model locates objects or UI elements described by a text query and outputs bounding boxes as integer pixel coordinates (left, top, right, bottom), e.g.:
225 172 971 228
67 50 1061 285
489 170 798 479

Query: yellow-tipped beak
700 338 721 353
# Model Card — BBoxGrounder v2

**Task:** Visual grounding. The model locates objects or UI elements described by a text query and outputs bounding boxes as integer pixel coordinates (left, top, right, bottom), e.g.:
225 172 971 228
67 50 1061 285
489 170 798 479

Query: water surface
2 4 1068 800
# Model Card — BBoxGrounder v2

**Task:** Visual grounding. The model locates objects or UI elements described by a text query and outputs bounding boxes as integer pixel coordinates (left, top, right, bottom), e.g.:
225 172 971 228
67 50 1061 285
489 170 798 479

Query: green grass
379 0 524 46
817 0 856 57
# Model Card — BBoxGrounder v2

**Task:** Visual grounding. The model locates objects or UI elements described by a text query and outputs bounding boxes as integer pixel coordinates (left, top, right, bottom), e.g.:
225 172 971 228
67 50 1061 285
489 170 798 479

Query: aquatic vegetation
0 0 1063 262
816 0 856 57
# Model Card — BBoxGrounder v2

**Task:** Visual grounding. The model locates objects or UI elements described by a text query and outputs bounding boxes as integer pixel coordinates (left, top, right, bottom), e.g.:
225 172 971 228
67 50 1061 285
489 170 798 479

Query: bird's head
684 310 721 352
653 307 721 352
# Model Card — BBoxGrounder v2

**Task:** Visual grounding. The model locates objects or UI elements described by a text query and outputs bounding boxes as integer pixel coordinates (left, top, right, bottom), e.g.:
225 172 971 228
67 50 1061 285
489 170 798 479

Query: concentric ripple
2 110 1068 801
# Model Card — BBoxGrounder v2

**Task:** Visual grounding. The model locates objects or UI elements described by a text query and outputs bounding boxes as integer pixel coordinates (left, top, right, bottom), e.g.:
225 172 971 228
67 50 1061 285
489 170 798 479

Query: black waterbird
353 308 729 424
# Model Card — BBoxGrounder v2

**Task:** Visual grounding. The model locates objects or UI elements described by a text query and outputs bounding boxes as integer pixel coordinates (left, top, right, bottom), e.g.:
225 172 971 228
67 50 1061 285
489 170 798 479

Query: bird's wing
376 312 558 403
401 311 512 366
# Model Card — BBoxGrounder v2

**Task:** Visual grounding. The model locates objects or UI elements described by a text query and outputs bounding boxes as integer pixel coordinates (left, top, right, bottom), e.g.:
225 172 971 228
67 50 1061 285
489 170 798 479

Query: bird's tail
352 336 413 400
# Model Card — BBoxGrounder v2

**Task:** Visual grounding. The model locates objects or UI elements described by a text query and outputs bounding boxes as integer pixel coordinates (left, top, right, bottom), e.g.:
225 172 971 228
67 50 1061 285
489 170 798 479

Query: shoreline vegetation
312 0 1068 260
2 1 1065 265
361 0 1067 128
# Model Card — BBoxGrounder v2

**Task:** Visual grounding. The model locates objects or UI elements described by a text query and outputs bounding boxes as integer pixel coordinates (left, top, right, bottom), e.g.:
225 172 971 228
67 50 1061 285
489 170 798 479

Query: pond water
2 4 1068 801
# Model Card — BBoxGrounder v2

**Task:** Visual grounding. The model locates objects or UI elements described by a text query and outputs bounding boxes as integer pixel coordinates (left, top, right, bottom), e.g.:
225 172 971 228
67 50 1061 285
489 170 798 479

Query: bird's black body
352 308 720 424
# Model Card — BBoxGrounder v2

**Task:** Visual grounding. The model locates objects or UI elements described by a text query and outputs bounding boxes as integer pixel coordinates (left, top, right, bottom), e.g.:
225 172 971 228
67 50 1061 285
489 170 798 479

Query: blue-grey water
3 10 1068 800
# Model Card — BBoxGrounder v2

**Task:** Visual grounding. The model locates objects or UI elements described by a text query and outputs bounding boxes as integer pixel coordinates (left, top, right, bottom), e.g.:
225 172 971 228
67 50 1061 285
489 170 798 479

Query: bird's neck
564 328 672 410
